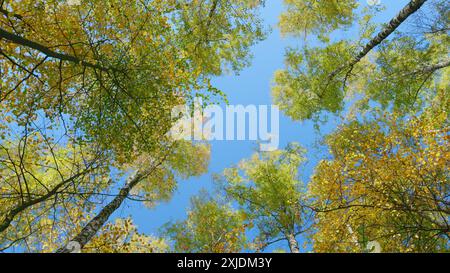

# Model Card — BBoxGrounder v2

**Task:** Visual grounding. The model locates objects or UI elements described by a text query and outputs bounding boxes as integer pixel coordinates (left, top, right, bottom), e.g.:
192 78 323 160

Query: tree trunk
56 171 145 253
330 0 428 79
287 233 300 253
351 0 427 65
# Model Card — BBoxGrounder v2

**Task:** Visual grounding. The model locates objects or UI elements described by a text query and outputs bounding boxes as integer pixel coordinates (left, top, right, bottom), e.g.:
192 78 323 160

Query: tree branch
0 27 118 73
0 168 93 233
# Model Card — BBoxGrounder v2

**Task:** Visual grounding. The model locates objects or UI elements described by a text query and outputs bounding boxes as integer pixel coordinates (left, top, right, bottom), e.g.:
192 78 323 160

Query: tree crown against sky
0 0 448 253
273 0 449 122
0 0 265 252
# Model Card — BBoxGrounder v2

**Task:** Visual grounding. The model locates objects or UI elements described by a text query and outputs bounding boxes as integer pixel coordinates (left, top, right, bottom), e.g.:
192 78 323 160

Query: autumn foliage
0 0 448 253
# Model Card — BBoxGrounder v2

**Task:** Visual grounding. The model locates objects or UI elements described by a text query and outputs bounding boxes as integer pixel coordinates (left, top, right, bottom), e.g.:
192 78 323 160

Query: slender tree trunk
351 0 427 66
56 171 145 253
329 0 428 79
286 233 300 253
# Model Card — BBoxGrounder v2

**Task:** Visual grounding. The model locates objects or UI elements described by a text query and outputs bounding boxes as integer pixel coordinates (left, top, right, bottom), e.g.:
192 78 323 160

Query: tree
57 141 210 252
269 0 449 253
0 135 110 251
308 109 449 253
163 194 248 253
0 0 266 162
1 0 266 252
219 144 312 253
273 0 449 121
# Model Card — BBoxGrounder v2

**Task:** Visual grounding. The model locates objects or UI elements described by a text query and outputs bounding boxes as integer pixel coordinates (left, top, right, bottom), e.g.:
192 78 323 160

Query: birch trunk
287 233 300 253
330 0 428 78
350 0 427 66
56 171 144 253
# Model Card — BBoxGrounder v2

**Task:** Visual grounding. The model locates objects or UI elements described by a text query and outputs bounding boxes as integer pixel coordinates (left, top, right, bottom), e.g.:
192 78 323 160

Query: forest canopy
0 0 448 253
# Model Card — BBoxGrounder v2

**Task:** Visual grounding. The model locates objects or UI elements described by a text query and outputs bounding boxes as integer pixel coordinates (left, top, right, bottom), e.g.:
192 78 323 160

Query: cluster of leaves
163 194 248 253
129 141 211 208
309 109 449 252
85 218 169 253
279 0 358 38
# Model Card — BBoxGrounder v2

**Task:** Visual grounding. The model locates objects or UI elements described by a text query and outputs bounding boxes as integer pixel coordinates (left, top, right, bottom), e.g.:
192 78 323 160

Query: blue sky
113 0 410 252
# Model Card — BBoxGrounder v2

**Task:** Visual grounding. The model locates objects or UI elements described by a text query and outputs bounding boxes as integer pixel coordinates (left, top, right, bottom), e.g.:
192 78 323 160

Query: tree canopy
0 0 448 254
273 0 448 121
